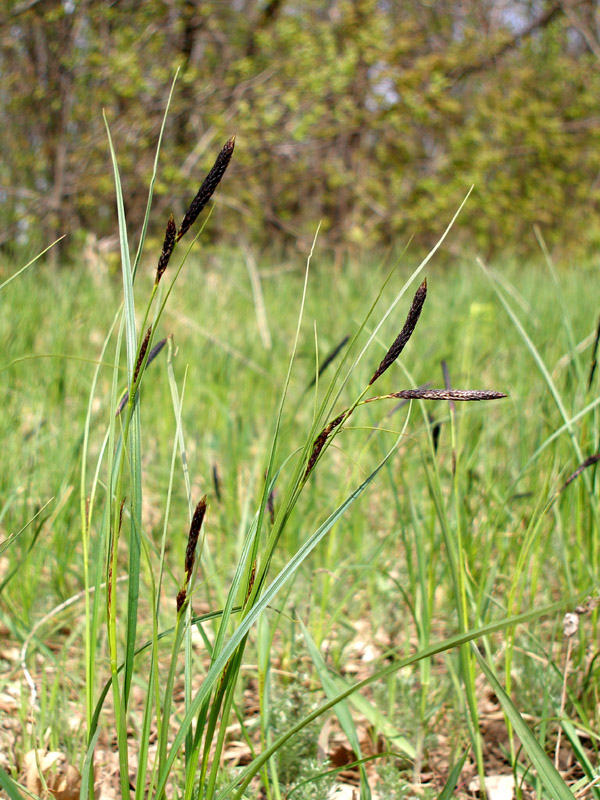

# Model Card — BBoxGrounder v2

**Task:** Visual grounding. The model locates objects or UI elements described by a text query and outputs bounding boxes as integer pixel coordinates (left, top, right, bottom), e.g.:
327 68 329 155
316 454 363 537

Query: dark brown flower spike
212 463 222 502
307 335 350 389
365 389 507 403
156 214 176 285
244 559 256 605
116 337 169 416
185 497 207 575
588 314 600 390
133 326 152 386
267 485 276 525
559 453 600 494
177 496 207 613
369 279 427 385
304 410 348 481
177 135 236 242
118 496 126 532
176 588 187 613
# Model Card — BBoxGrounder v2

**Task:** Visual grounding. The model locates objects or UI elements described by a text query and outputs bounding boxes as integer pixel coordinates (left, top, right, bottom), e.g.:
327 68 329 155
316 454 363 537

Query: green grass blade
330 674 416 759
156 437 400 794
103 113 136 377
473 645 576 800
436 747 470 800
80 726 102 800
131 68 179 280
103 110 139 794
0 498 53 557
0 236 65 293
0 767 28 800
221 600 575 800
480 259 583 464
559 719 600 800
301 621 371 799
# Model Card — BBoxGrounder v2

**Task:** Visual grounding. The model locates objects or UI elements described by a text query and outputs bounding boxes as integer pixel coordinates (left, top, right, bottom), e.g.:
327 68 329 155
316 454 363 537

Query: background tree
1 0 599 263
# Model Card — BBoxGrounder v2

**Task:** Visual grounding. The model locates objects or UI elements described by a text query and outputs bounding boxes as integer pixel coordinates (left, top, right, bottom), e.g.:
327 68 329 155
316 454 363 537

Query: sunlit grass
0 237 598 798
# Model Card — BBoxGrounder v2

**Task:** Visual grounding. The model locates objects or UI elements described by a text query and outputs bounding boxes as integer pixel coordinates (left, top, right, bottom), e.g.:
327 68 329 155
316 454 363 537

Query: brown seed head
364 389 507 404
308 335 350 389
304 410 348 480
386 389 507 402
369 279 427 385
559 453 600 494
133 326 152 385
185 496 207 575
118 496 126 533
156 214 176 285
177 135 236 242
116 337 168 417
244 559 256 605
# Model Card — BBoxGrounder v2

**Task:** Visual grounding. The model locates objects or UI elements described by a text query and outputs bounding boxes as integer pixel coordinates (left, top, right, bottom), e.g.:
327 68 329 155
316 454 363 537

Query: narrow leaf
473 646 575 800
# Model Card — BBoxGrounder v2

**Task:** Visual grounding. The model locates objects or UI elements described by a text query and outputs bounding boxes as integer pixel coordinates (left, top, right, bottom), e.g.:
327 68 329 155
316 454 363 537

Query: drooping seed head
369 279 427 386
177 135 236 242
386 388 507 402
559 453 600 494
364 388 507 404
156 214 176 285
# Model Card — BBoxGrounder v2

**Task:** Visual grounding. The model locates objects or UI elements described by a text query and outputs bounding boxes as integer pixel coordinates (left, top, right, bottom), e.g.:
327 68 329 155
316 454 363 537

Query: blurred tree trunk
1 0 600 260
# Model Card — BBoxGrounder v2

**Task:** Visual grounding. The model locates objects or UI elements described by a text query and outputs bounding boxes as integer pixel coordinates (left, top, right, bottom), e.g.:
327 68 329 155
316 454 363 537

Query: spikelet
244 559 256 605
363 389 507 404
177 135 236 242
307 335 350 389
133 326 152 386
155 214 176 285
177 497 207 613
304 411 348 481
369 279 427 385
185 497 207 575
116 337 169 416
559 453 600 494
386 389 506 402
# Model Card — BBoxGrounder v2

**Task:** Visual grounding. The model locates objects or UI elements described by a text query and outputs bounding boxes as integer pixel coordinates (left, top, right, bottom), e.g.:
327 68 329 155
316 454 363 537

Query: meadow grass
0 102 599 800
0 234 598 799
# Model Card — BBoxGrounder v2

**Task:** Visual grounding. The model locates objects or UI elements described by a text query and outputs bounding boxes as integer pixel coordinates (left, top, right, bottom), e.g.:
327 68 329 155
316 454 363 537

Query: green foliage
376 762 438 800
2 0 600 259
1 102 599 796
269 682 335 795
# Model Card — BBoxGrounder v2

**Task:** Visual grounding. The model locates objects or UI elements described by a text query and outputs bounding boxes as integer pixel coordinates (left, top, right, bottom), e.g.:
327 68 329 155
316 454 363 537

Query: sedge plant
0 95 591 800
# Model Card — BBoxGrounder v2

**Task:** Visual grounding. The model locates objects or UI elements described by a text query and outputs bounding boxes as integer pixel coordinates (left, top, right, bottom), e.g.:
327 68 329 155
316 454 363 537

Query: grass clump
0 85 598 800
